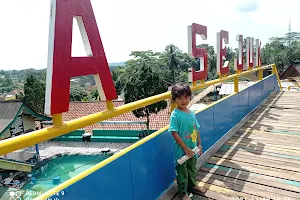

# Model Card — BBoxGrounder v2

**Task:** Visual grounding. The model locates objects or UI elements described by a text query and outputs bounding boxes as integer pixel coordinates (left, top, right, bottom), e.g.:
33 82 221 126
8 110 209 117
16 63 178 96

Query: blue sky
0 0 299 70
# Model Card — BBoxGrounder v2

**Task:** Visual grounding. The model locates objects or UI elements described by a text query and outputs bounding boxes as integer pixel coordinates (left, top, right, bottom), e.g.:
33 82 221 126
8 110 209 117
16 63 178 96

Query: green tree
118 50 168 92
165 44 181 84
197 44 217 80
123 59 168 133
0 72 14 93
70 86 88 101
261 32 300 73
90 88 99 100
24 75 45 114
15 92 24 100
161 44 197 84
112 66 126 95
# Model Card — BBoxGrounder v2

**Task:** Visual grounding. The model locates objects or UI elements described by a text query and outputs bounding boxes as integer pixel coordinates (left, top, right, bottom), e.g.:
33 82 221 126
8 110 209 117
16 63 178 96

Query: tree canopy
24 74 46 114
123 52 168 132
261 32 300 72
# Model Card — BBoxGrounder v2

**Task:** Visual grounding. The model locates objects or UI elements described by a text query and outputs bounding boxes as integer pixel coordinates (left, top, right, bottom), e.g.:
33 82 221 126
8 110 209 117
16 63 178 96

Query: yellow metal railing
0 64 281 200
287 85 300 91
0 64 280 157
0 64 281 155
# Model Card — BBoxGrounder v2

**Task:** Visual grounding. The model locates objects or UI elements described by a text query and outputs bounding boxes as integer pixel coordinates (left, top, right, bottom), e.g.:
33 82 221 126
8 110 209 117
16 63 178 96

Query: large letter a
45 0 117 115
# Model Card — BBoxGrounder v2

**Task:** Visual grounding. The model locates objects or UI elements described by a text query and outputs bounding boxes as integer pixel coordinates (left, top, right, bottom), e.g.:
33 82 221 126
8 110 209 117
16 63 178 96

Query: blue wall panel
213 94 239 142
196 108 215 152
142 132 175 200
65 154 134 200
130 145 148 200
274 75 280 91
238 88 249 121
269 75 274 94
257 81 263 104
248 82 262 112
263 76 270 99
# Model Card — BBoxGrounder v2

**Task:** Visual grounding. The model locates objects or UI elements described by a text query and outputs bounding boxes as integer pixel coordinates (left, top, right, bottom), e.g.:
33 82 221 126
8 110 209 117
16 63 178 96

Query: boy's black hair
171 83 192 101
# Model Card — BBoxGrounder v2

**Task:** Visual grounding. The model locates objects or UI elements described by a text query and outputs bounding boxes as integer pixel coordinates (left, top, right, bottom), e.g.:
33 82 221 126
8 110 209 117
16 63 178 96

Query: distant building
219 82 255 95
4 94 16 101
0 100 52 140
279 62 300 80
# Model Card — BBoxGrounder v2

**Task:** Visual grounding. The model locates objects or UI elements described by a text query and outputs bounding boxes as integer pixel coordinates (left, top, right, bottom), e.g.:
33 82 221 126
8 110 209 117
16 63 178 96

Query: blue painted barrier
48 75 278 200
197 74 278 152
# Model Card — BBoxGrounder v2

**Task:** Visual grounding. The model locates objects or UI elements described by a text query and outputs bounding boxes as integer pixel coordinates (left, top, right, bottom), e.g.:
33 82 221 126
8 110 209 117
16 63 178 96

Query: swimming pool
21 155 110 199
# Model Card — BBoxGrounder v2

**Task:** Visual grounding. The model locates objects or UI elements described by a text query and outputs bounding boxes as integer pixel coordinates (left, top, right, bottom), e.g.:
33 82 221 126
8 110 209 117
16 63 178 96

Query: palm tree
165 44 181 84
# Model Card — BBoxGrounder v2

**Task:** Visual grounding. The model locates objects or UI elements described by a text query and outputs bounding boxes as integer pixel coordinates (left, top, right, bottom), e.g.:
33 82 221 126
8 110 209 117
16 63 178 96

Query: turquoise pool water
22 155 110 199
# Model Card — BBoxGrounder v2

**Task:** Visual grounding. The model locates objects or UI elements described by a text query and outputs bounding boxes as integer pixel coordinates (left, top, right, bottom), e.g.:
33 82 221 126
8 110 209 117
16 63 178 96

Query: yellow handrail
31 64 280 200
0 64 277 157
272 64 283 90
287 85 300 91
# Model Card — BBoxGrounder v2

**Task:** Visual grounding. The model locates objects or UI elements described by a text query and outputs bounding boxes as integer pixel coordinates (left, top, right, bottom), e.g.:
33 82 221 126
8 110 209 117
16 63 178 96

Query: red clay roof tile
62 101 170 133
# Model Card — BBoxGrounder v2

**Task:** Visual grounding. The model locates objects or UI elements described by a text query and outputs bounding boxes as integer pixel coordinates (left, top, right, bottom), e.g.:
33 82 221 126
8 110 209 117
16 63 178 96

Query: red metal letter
217 30 229 75
255 39 261 67
45 0 117 115
234 34 244 71
187 23 208 82
246 37 254 69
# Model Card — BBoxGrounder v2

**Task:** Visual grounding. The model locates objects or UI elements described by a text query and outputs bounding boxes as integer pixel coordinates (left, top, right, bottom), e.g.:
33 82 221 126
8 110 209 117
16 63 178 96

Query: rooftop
63 101 170 133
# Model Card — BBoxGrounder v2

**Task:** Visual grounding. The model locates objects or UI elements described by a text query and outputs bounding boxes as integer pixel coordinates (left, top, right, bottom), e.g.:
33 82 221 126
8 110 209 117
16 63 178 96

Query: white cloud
0 0 299 70
237 0 259 13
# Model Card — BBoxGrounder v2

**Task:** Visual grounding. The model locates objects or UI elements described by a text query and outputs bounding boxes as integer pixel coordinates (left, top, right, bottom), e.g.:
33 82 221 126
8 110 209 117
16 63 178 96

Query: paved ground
16 141 132 159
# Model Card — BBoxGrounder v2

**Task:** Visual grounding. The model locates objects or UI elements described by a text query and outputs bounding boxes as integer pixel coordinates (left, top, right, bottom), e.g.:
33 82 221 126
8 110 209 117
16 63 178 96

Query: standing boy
169 83 206 200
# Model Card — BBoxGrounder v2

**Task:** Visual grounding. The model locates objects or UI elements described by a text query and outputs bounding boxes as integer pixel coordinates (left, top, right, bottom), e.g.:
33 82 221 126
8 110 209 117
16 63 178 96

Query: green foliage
24 74 46 114
112 66 126 95
261 32 300 73
197 44 218 80
90 88 99 100
70 86 88 101
0 70 14 93
15 92 24 100
123 56 168 132
160 44 197 84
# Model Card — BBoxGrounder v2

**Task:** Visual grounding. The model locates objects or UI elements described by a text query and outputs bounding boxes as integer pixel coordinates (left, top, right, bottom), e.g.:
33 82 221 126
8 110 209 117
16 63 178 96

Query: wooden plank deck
172 91 300 200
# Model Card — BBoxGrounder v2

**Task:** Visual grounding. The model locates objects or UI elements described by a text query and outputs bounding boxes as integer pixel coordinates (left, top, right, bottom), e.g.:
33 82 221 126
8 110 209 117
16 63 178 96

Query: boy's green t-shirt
168 108 200 162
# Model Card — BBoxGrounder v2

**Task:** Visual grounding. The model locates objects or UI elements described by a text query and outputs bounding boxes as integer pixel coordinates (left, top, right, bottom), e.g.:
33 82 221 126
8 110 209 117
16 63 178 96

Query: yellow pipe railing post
234 76 239 93
170 101 176 113
52 113 63 126
272 64 282 90
258 67 263 81
287 85 300 91
106 100 114 110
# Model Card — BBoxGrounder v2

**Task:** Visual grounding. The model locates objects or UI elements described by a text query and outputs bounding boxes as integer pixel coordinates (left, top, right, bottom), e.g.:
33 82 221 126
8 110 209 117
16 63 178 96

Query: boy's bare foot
181 194 191 200
193 185 207 193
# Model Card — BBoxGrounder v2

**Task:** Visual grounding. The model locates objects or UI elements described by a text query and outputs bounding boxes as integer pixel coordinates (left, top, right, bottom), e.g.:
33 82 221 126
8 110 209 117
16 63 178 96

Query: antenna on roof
288 19 292 49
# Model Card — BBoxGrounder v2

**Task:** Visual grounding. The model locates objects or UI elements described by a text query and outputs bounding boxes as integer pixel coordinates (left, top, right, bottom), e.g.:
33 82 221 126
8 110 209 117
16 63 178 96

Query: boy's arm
172 131 194 158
